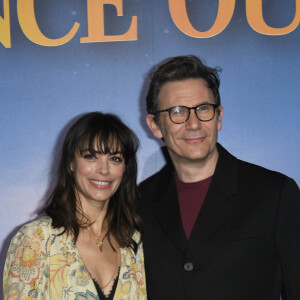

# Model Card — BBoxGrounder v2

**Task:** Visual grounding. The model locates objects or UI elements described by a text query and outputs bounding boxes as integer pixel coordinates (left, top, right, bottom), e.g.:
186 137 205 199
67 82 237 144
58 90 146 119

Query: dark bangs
71 112 138 165
79 132 124 157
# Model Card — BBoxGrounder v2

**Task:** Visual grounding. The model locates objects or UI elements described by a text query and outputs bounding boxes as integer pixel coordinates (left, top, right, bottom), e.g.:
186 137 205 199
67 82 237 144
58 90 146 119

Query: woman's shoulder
20 215 52 229
9 216 64 246
15 216 52 235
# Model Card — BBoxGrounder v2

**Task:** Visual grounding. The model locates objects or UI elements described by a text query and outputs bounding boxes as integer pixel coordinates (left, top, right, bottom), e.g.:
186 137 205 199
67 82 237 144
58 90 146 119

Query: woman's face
70 147 125 206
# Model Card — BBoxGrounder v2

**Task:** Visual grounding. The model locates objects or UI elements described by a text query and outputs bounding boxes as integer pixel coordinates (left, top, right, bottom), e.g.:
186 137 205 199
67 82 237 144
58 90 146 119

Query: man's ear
217 105 224 131
146 114 163 139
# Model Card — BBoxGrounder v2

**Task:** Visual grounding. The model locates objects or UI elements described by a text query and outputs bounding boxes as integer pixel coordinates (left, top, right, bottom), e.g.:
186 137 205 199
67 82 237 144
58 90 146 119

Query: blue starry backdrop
0 0 299 290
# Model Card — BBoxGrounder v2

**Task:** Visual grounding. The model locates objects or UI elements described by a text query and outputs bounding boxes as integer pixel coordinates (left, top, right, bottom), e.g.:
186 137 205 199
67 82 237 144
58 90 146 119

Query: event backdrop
1 0 299 294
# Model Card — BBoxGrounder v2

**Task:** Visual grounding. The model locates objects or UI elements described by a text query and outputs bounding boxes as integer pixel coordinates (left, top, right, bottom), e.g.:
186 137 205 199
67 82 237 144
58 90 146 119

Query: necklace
95 235 105 252
94 240 119 291
99 252 119 290
92 230 119 289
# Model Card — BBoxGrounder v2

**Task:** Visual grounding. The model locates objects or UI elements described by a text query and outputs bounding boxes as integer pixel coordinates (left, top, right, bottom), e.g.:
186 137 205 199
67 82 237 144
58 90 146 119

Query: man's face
147 78 223 167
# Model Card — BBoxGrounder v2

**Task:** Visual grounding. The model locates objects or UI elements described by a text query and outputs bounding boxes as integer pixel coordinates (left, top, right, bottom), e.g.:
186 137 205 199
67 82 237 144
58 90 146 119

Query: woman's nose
96 159 109 175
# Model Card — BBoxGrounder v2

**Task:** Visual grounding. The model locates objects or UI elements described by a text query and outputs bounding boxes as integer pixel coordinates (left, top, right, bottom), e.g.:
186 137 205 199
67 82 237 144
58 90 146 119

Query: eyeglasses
154 103 219 124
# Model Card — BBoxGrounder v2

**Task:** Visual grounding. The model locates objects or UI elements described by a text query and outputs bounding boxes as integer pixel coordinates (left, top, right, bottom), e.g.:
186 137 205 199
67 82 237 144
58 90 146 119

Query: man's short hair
146 55 221 117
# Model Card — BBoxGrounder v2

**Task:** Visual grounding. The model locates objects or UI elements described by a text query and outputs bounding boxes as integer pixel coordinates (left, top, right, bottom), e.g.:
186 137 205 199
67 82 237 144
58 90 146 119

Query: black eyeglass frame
154 103 219 124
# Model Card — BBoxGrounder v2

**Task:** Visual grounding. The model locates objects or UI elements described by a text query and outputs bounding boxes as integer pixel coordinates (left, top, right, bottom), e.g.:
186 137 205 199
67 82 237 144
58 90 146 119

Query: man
139 55 300 300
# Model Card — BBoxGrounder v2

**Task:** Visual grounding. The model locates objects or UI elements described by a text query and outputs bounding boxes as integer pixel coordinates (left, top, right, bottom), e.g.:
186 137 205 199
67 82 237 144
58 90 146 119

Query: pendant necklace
94 232 119 291
95 235 105 252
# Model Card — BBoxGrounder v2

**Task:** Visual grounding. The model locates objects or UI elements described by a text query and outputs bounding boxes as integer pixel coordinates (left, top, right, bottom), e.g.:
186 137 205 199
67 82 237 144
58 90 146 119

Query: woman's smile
89 179 112 189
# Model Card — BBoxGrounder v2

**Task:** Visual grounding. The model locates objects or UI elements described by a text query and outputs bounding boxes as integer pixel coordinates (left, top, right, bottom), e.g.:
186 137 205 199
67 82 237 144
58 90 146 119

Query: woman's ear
70 161 74 172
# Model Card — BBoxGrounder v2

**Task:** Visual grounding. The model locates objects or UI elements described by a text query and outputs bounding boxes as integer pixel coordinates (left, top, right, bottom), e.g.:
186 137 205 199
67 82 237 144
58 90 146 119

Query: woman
3 112 146 300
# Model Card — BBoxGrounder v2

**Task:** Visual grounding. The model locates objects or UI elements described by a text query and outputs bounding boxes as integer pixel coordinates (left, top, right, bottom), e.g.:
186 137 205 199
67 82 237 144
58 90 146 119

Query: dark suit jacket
139 144 300 300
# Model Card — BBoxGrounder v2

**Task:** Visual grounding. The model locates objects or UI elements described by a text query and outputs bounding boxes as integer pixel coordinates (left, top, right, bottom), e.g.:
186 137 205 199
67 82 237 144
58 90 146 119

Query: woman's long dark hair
42 112 142 252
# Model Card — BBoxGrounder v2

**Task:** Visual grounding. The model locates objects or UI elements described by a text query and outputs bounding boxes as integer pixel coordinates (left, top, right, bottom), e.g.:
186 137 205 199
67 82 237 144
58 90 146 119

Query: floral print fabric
3 216 146 300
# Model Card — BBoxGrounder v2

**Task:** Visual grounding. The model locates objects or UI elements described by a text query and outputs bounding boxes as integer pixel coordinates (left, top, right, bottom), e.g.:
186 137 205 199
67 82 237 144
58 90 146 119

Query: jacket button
184 262 194 271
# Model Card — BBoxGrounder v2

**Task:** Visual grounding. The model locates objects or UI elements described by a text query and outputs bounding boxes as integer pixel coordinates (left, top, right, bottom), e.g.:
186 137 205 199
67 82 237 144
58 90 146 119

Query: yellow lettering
246 0 300 35
169 0 235 38
17 0 80 46
81 0 137 43
0 0 11 48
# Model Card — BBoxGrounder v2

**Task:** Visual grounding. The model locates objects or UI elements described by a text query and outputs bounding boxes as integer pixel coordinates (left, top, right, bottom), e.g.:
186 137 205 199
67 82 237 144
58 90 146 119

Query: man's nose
185 109 202 129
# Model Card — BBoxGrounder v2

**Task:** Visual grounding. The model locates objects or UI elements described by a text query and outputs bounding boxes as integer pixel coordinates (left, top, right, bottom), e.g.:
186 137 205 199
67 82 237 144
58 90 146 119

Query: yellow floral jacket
3 216 146 300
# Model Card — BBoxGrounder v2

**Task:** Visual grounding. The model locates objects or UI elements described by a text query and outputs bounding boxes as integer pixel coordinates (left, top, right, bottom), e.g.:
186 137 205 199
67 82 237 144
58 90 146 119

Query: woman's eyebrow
109 151 123 155
81 149 122 155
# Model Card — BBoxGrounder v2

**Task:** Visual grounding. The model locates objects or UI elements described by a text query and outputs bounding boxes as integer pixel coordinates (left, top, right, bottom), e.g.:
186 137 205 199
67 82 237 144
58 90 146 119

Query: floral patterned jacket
3 216 146 300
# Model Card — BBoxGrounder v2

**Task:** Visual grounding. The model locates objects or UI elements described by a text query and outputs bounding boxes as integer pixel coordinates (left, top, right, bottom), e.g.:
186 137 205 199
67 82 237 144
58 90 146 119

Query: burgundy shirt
175 175 212 240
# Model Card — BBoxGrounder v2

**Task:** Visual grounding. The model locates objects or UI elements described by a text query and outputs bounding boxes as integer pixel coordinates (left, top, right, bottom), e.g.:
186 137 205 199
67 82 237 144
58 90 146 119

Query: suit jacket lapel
187 144 238 255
